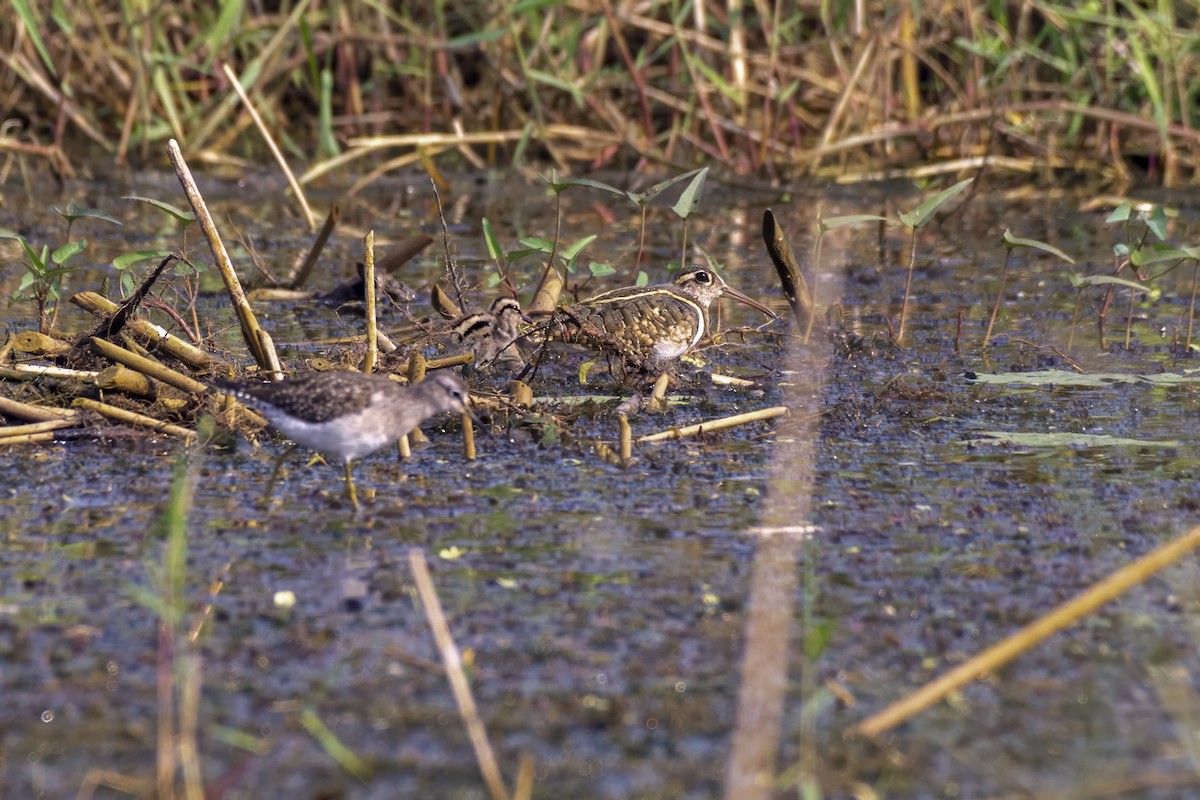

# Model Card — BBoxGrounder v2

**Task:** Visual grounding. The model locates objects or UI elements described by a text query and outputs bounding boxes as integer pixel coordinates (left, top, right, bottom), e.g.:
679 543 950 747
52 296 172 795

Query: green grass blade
11 0 57 78
820 214 888 231
123 195 196 223
671 166 709 219
1001 229 1075 263
301 709 371 780
54 199 122 226
897 178 972 230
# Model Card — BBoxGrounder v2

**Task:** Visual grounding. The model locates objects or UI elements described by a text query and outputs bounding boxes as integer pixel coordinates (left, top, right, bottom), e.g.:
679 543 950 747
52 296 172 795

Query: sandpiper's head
419 370 472 415
673 265 775 318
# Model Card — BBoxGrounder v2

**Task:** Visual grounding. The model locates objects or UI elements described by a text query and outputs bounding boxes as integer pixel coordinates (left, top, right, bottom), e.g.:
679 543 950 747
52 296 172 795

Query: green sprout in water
2 199 122 333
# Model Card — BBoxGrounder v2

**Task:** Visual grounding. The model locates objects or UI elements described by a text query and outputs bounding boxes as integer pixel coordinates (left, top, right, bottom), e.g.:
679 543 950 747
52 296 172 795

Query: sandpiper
216 370 471 507
444 296 530 370
560 266 775 369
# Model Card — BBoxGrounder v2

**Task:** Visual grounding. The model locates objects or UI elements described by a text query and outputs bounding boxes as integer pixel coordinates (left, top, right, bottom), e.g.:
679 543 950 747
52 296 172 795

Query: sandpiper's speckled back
216 370 469 462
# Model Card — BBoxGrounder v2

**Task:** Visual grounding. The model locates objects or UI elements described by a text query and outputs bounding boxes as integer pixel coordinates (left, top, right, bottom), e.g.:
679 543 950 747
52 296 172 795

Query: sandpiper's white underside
261 389 397 463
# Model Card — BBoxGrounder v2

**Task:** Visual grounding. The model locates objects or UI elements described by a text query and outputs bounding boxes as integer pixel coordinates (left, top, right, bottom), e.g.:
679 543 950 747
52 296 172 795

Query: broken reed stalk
0 432 58 446
364 231 378 374
425 353 473 370
762 209 813 332
11 330 72 356
510 380 533 406
288 203 340 289
854 522 1200 739
167 138 277 373
637 406 789 443
90 337 207 395
70 291 220 371
222 63 315 232
73 398 197 441
407 549 510 800
406 353 429 444
398 434 411 459
462 413 476 460
618 414 632 461
96 364 155 397
0 395 78 421
255 328 284 381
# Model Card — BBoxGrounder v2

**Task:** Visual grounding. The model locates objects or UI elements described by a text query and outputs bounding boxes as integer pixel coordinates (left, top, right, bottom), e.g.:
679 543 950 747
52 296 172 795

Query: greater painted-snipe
216 370 471 508
559 265 775 369
443 296 530 370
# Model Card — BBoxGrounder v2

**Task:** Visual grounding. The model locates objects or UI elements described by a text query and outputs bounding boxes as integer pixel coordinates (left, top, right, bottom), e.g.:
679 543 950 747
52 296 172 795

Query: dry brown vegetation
2 0 1199 187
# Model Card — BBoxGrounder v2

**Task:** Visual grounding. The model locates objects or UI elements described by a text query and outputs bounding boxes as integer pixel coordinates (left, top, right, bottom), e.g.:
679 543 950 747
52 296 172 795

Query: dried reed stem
222 63 315 232
855 522 1200 738
0 396 78 422
73 398 197 441
638 406 789 443
90 337 207 394
462 413 476 460
70 292 219 370
408 549 510 800
364 230 378 374
167 138 276 372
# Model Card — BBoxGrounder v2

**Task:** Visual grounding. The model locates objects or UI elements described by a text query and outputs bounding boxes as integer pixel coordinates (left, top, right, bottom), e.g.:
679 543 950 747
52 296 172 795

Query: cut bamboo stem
408 549 510 800
462 413 476 460
618 414 632 461
425 353 473 370
167 138 276 372
11 330 73 356
364 231 378 374
0 417 81 439
637 406 789 443
0 396 78 422
255 328 283 381
95 364 156 398
11 364 99 380
73 398 197 441
70 291 220 371
222 63 315 232
0 431 59 446
90 337 207 395
854 522 1200 739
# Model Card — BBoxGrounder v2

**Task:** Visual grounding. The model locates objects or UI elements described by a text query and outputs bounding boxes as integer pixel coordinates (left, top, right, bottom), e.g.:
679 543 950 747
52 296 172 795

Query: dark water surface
3 170 1200 798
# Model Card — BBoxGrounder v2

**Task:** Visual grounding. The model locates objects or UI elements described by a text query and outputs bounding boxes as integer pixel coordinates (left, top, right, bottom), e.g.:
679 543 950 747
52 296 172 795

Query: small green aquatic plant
1066 201 1181 352
896 178 973 344
983 229 1074 347
1 199 122 333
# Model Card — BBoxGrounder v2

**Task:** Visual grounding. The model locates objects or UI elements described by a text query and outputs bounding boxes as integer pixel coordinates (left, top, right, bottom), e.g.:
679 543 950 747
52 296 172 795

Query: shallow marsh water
2 171 1200 798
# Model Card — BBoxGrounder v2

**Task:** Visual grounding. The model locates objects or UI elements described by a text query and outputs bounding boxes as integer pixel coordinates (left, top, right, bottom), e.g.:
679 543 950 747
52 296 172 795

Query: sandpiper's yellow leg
343 460 359 508
260 443 297 508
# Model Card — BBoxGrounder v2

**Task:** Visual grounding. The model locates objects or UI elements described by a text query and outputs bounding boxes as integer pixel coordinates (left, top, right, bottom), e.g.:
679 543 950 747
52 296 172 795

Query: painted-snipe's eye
695 270 711 284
